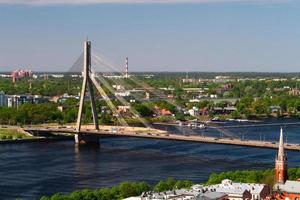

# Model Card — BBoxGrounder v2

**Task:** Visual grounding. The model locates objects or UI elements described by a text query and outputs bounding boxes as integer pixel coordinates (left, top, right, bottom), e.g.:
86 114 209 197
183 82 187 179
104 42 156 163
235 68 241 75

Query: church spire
278 127 285 161
275 127 288 184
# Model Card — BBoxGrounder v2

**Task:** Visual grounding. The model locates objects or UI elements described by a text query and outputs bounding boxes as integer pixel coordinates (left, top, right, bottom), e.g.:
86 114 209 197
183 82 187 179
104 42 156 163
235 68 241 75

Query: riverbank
0 136 73 144
0 127 32 140
39 167 300 200
0 127 73 144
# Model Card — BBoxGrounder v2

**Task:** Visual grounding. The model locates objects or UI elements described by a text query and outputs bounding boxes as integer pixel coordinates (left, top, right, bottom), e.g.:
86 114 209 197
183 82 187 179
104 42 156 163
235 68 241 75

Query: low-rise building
124 197 141 200
161 109 172 116
117 105 131 114
154 106 173 117
190 99 200 103
115 91 131 97
289 88 300 96
139 189 228 200
0 91 7 107
6 95 33 108
214 76 235 83
274 180 300 200
56 93 79 104
205 179 269 200
3 94 49 108
125 180 269 200
270 106 281 113
112 84 125 91
183 88 204 93
188 107 199 117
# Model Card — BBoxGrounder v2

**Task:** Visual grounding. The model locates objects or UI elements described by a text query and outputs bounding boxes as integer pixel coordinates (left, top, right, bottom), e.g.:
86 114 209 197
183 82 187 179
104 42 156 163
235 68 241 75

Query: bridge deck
24 127 300 151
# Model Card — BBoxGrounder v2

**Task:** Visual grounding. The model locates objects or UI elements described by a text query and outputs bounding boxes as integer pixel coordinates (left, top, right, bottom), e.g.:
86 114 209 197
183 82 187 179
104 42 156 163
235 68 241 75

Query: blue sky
0 0 299 72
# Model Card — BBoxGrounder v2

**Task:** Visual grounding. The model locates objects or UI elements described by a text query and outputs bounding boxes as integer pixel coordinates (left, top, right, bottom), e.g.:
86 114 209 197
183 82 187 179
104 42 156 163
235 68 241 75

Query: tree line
40 167 300 200
40 178 193 200
206 167 300 187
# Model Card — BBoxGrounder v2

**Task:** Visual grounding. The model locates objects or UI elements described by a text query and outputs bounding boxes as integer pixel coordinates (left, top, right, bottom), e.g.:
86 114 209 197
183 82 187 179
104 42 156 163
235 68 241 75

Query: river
0 119 300 199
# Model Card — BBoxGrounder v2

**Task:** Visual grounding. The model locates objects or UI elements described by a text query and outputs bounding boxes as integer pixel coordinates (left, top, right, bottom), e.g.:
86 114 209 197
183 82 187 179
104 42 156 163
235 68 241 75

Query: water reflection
74 142 101 187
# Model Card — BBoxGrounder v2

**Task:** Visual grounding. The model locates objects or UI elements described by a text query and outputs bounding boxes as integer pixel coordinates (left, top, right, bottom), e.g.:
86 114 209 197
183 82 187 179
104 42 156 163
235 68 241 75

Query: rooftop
206 179 266 195
274 180 300 194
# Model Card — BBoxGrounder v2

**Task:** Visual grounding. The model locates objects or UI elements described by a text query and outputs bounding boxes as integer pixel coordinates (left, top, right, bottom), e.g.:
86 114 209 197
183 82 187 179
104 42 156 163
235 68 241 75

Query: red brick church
274 128 300 200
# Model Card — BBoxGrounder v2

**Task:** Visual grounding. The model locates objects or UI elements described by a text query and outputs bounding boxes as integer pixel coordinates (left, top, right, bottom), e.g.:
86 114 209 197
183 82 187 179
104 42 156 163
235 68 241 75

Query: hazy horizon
0 0 299 72
2 68 300 73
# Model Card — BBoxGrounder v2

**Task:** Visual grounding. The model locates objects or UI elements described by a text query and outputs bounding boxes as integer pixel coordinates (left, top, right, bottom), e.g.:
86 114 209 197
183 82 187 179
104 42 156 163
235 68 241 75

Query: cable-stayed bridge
22 41 300 151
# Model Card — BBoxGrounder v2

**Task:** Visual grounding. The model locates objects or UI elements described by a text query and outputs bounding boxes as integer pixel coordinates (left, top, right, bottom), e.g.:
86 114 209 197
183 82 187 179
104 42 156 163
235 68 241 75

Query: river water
0 119 300 199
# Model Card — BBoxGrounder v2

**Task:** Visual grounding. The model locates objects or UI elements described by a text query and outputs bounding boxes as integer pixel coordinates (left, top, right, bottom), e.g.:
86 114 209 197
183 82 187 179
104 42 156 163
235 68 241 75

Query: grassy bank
0 128 32 140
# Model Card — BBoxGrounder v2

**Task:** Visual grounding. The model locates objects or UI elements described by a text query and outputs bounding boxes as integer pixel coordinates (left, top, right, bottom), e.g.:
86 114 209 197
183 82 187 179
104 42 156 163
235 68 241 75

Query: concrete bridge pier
74 133 100 145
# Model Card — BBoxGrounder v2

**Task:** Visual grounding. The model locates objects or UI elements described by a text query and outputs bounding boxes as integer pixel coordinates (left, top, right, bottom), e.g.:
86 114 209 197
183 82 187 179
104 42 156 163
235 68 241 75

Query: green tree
175 111 185 121
133 104 153 117
119 182 137 198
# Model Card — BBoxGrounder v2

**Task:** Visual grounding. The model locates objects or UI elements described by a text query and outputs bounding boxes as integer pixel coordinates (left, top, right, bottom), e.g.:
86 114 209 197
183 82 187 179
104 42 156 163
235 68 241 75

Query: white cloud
0 0 291 5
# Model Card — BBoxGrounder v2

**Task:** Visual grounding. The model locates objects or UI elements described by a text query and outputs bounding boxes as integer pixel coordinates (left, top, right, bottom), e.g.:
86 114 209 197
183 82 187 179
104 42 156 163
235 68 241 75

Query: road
23 126 300 151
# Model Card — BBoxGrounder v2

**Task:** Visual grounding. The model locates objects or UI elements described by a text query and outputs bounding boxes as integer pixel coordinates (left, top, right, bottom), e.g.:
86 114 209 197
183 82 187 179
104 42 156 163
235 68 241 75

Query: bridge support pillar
74 133 99 145
76 40 99 133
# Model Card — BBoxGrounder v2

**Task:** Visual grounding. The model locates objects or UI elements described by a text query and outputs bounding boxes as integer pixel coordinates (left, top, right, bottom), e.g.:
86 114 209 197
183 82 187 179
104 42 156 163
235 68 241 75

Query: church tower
275 127 288 184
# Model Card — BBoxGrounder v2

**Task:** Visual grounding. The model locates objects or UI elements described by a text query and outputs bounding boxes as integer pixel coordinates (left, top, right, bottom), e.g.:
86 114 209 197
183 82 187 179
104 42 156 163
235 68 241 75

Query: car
111 128 118 133
211 117 220 121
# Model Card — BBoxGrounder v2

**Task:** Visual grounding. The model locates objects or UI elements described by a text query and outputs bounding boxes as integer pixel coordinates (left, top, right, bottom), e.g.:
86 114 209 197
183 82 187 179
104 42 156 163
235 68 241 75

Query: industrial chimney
125 57 129 78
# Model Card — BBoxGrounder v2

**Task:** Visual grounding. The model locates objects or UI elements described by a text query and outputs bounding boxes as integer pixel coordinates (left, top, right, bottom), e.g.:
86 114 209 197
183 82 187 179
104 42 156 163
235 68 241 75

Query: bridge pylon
75 41 99 144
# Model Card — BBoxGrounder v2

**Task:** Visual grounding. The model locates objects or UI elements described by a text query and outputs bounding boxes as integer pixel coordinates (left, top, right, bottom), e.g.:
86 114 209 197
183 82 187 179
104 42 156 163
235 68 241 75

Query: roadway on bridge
23 126 300 151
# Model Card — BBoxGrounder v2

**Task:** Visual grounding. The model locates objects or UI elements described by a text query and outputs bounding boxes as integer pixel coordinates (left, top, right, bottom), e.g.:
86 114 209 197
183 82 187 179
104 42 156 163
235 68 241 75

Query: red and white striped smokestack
125 57 128 78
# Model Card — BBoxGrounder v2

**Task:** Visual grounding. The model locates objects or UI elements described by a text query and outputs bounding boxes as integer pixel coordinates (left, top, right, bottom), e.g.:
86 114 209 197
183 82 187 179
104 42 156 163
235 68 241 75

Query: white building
139 189 227 200
189 99 200 103
5 95 35 108
115 91 131 97
124 197 141 200
124 180 269 200
214 76 234 83
112 84 125 91
7 96 13 107
51 74 64 78
188 107 199 117
205 179 269 200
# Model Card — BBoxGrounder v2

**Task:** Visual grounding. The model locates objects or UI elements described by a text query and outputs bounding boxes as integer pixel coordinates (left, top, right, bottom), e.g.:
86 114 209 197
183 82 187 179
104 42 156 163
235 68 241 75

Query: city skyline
0 0 300 72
